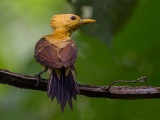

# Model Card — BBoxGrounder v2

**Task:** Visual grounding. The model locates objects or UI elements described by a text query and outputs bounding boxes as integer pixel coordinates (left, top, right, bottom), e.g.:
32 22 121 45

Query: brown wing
34 38 77 68
58 43 77 67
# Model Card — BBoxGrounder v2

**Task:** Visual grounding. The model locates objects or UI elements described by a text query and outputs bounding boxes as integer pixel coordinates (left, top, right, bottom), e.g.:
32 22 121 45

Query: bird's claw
34 74 42 87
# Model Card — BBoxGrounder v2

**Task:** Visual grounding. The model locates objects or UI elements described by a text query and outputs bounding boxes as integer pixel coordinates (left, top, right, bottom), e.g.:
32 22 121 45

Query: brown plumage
35 38 77 68
34 14 95 112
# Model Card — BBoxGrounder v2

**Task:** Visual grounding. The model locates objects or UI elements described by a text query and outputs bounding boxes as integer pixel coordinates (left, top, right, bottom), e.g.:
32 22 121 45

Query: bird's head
50 14 96 36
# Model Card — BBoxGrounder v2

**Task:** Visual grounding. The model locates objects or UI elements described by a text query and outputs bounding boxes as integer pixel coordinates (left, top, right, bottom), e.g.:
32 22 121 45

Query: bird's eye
71 16 76 20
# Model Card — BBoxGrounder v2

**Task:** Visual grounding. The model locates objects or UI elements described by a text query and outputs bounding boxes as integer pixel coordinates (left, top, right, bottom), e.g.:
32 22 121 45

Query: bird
34 14 95 112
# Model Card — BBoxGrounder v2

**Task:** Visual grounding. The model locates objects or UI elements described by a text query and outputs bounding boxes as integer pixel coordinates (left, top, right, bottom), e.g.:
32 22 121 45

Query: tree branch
0 69 160 99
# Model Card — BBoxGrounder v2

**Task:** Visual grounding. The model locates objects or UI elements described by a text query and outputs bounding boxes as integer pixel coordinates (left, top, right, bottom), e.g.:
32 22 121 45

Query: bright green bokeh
0 0 160 120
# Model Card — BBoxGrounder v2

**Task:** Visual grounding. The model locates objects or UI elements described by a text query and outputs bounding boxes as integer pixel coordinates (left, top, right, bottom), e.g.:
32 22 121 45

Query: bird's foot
34 74 42 87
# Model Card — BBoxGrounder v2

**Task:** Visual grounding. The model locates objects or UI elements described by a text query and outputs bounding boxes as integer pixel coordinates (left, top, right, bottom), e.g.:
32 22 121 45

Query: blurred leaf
68 0 138 46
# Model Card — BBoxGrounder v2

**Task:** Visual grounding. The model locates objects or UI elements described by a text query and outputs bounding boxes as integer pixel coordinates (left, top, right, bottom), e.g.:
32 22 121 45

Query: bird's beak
80 19 96 24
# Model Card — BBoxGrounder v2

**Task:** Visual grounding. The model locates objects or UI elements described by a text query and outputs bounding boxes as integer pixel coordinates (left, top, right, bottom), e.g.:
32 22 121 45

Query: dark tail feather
47 68 79 112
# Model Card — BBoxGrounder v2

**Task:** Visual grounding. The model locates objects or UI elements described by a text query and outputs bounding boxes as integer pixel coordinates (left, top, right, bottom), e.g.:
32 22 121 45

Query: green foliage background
0 0 160 120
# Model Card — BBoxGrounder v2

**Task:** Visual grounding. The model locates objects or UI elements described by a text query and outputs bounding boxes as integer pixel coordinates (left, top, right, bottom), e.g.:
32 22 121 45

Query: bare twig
104 76 147 90
1 69 160 99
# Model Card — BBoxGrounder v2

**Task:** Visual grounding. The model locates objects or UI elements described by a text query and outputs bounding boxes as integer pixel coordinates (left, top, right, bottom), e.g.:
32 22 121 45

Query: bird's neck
53 27 74 37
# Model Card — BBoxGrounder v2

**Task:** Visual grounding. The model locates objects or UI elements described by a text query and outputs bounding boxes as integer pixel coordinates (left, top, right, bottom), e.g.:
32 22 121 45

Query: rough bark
1 69 160 99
